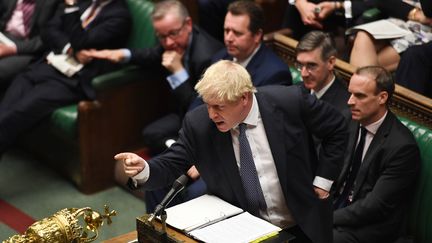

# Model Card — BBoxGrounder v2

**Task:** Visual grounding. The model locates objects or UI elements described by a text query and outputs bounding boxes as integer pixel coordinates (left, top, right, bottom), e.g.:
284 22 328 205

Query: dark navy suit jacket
138 85 348 243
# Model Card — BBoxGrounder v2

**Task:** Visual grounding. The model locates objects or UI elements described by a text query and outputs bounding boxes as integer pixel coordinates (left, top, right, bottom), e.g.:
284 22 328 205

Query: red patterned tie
82 0 102 28
22 0 36 35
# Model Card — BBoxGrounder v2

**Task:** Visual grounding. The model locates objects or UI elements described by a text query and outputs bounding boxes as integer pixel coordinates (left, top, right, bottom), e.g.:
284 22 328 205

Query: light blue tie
238 123 267 216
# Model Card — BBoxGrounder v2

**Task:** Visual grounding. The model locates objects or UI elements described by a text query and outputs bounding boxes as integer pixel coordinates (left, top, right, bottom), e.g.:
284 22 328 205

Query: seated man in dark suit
116 60 348 243
333 66 421 243
295 30 350 117
0 0 60 91
0 0 131 155
89 0 223 154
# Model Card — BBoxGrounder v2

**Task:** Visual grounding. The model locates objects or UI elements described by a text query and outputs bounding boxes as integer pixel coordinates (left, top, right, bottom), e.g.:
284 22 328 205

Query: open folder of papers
163 194 282 243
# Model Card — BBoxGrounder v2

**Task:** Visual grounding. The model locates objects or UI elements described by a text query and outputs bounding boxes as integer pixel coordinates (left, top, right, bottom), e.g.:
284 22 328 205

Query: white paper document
164 194 243 232
163 194 282 243
346 19 411 39
0 32 15 46
46 51 84 77
189 212 282 243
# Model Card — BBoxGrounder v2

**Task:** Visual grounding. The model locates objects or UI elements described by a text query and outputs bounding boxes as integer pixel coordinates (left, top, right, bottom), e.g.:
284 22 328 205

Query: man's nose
347 94 355 106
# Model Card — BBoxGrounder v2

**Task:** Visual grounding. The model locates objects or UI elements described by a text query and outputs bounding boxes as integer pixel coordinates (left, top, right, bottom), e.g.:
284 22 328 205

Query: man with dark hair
296 30 350 117
211 0 292 87
333 66 420 243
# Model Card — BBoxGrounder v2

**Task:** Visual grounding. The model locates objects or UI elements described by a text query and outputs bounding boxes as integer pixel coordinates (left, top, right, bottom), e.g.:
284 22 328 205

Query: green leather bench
269 33 432 243
401 117 432 243
19 0 173 194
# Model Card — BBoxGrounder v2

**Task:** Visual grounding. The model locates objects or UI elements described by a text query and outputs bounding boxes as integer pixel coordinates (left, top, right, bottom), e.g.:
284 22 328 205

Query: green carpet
0 149 146 242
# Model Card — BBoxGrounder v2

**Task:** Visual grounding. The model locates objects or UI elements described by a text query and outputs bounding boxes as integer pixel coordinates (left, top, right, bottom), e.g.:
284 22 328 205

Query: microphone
148 174 189 222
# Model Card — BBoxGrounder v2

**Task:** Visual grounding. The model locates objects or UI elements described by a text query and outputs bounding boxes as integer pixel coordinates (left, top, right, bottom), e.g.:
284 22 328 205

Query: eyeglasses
294 61 319 73
156 21 186 41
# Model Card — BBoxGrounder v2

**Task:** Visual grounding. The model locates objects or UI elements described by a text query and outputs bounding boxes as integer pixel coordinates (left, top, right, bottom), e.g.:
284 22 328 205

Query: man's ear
378 91 388 105
327 56 336 70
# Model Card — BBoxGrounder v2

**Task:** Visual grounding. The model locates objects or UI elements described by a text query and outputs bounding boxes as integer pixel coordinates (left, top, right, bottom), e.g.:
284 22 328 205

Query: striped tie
22 0 35 35
238 123 267 216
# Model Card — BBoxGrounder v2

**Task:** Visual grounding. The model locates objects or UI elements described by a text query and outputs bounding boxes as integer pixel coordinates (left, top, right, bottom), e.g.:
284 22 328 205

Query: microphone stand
160 209 168 236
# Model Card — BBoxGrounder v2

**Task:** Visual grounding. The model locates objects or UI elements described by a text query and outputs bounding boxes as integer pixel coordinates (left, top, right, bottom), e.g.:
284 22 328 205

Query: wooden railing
268 33 432 129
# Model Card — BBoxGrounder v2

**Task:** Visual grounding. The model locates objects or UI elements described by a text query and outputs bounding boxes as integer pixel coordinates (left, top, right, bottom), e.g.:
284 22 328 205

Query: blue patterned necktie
334 126 367 209
238 123 267 216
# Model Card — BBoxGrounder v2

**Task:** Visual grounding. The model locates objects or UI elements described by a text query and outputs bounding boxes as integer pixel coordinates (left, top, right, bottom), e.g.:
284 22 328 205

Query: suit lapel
30 0 47 30
212 126 249 208
353 112 394 196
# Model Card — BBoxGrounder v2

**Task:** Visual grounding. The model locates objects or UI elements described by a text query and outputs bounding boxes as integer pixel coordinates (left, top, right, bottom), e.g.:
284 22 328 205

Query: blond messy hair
195 60 256 102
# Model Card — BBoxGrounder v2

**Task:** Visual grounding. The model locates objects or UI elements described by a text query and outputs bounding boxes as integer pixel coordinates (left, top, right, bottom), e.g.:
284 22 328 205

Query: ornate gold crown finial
3 205 117 243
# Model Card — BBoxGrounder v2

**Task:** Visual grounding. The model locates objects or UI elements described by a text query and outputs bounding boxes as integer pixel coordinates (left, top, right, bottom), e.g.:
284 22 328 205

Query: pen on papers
250 231 279 243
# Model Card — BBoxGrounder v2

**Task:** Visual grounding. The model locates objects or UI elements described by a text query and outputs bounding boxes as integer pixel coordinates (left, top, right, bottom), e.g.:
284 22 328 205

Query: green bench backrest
126 0 156 49
399 117 432 243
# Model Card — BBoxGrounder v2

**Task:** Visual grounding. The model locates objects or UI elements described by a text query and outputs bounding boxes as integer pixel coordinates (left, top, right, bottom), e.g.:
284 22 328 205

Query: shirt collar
364 111 388 135
311 73 335 99
233 93 259 130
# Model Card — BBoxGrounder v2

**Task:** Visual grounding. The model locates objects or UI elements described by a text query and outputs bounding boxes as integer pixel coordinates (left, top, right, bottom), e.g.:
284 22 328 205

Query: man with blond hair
116 60 347 243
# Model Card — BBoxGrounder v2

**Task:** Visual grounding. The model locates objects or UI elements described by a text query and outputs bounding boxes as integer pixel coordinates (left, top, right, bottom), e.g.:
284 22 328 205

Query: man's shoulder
256 85 302 104
252 44 288 68
211 48 230 63
383 112 418 146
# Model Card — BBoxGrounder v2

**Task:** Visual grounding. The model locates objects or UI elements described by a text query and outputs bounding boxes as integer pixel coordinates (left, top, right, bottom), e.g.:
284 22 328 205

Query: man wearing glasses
295 30 350 118
90 0 223 155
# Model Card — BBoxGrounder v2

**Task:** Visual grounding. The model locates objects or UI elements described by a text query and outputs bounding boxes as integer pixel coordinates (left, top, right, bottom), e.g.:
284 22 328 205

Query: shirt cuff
62 43 72 54
131 161 150 187
166 68 189 90
343 0 352 19
122 49 132 63
313 176 333 192
64 6 79 13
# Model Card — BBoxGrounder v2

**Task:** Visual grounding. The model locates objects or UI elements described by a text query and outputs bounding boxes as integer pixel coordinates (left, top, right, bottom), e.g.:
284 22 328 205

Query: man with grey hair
90 0 222 154
332 66 420 243
116 60 348 243
296 30 350 118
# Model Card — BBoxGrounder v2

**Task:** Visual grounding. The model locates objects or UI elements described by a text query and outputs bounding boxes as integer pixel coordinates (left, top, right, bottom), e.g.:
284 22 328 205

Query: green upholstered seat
398 117 432 243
